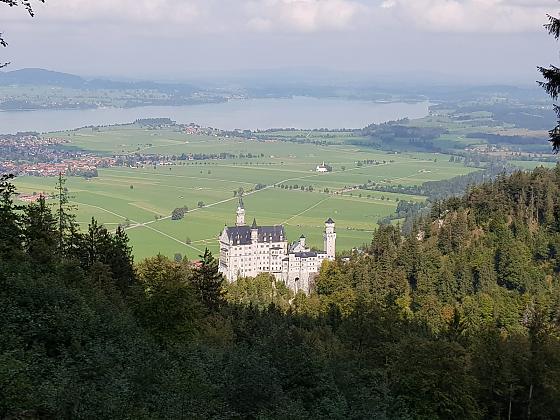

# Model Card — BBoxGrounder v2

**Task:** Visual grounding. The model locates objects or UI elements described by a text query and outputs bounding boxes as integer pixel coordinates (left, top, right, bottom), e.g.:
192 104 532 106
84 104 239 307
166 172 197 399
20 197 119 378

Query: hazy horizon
2 0 559 85
0 65 551 88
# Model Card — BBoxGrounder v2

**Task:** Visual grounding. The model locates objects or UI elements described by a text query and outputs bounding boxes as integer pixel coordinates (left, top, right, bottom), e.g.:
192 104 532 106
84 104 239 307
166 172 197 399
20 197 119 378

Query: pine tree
495 240 530 292
106 226 135 292
538 10 560 151
22 195 57 264
80 218 108 268
0 174 22 256
66 218 135 293
135 254 201 344
192 248 225 311
53 172 77 257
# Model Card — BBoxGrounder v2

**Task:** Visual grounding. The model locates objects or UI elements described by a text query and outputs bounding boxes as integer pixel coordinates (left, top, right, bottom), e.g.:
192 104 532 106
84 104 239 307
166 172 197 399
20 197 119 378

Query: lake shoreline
0 97 431 134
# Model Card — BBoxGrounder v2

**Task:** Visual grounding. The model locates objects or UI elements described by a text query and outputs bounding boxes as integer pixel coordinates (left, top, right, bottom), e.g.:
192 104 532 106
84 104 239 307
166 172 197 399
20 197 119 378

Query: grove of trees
4 165 560 418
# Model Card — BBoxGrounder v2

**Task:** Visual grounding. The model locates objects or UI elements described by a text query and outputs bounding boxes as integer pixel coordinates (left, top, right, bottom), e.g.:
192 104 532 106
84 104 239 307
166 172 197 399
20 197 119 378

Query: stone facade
218 199 336 294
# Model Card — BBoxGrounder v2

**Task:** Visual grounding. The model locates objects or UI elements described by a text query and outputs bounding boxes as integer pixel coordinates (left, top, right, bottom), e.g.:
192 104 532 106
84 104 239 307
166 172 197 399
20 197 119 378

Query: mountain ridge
0 68 196 94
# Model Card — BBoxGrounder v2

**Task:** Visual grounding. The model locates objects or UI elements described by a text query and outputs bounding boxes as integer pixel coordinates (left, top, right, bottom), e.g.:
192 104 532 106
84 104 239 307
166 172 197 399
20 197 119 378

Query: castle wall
219 210 336 294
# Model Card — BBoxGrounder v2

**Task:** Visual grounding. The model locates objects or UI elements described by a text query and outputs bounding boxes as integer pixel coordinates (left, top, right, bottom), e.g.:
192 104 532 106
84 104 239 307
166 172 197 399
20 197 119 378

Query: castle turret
323 218 336 260
251 218 258 243
299 234 306 248
236 196 245 226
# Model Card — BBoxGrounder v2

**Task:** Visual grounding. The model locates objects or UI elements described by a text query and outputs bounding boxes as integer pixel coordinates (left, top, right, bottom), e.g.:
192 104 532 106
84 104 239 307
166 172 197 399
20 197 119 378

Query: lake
0 97 430 133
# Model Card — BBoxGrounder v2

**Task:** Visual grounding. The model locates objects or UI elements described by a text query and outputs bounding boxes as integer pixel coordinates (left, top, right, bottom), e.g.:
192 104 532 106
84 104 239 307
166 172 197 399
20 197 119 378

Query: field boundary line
70 201 141 225
142 224 205 253
281 196 330 225
103 168 253 185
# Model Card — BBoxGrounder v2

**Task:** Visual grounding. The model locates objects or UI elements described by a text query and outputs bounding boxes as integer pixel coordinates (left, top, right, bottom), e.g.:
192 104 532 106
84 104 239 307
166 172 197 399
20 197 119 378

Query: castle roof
225 225 285 245
325 217 335 224
294 251 318 258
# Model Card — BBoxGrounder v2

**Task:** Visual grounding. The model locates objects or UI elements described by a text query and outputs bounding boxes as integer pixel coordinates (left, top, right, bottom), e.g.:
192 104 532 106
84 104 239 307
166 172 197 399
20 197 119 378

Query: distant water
0 97 430 134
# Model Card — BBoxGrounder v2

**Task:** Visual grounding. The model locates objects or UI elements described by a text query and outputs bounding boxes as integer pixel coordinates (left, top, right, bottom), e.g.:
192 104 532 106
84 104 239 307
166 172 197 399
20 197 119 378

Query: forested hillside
2 167 560 419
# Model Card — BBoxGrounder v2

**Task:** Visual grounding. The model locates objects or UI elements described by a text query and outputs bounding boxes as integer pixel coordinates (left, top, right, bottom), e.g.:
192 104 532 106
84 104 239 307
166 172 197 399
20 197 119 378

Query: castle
218 198 336 294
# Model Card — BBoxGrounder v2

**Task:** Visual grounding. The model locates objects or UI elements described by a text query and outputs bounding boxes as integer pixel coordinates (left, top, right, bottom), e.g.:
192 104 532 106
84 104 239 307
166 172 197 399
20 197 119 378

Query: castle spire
236 197 246 226
250 217 258 243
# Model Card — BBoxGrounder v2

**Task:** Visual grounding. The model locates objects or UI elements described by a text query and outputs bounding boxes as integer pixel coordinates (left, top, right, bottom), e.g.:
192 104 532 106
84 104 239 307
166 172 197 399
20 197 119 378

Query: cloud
244 0 366 33
4 0 201 25
4 0 366 33
3 0 557 34
381 0 559 33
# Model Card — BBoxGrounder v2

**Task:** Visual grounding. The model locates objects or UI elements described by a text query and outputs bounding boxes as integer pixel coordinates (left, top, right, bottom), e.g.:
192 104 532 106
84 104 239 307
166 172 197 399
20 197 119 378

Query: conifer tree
54 172 77 257
192 248 225 311
22 195 57 264
73 218 135 292
0 174 22 256
108 225 135 291
538 9 560 151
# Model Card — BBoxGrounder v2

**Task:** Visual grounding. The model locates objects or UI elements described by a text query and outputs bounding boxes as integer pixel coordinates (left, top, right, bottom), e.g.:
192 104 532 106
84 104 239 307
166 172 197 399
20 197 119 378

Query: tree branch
0 0 45 67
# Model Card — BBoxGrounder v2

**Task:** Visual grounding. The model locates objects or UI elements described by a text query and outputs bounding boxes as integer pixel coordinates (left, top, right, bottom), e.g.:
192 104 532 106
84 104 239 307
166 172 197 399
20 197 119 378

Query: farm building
316 161 330 173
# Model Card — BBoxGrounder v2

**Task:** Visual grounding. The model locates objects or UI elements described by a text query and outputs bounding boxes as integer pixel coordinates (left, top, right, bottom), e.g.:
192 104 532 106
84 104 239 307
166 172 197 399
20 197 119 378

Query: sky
1 0 560 85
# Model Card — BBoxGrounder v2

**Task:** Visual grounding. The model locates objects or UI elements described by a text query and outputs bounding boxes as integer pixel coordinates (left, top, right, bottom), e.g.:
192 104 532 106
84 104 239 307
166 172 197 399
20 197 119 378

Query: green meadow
16 126 481 260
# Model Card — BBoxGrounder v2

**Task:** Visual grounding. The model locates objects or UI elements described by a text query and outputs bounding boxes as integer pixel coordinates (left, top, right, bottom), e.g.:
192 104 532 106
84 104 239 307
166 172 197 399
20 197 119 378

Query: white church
218 198 336 294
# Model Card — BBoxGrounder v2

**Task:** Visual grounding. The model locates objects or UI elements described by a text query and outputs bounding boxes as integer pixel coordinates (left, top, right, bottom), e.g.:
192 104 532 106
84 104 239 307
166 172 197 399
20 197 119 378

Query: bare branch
0 1 45 67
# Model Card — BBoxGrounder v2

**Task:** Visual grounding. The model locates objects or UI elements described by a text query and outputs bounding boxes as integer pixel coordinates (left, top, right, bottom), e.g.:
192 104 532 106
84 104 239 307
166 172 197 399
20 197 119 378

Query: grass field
16 126 483 260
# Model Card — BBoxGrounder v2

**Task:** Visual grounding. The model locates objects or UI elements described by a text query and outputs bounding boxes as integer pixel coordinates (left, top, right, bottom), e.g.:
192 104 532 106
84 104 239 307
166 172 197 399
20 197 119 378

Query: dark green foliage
72 219 135 293
373 163 515 201
171 206 187 220
192 248 225 311
0 174 22 256
22 195 57 264
538 9 560 151
54 172 78 257
134 255 201 345
3 167 560 418
388 336 480 419
356 121 448 152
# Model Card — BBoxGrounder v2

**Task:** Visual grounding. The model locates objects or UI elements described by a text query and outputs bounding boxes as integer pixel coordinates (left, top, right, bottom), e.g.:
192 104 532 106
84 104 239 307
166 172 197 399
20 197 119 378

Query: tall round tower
323 218 336 260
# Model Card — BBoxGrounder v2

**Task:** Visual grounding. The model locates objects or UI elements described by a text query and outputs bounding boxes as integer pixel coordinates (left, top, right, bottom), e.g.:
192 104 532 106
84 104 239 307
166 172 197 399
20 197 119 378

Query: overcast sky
2 0 560 84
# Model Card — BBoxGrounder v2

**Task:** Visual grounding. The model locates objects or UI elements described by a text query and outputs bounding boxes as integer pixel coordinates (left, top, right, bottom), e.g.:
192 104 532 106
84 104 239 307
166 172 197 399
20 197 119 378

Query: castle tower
236 196 245 226
251 218 258 243
323 218 336 260
299 234 306 248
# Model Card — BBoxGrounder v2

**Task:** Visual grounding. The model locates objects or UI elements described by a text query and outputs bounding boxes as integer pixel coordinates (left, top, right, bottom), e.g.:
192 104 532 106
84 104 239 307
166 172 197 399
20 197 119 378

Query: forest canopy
3 166 560 418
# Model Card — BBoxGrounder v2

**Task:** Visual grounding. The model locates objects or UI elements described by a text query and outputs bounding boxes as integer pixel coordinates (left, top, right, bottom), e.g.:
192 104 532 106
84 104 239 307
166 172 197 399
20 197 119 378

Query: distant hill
0 68 85 88
0 68 196 94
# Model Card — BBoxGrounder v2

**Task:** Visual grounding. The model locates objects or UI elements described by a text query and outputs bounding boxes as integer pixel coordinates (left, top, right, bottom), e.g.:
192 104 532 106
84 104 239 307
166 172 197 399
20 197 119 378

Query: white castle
218 197 336 294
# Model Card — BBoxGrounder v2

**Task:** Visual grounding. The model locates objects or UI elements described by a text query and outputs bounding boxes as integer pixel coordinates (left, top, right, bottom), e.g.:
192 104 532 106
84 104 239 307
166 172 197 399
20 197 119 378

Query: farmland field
15 125 482 260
